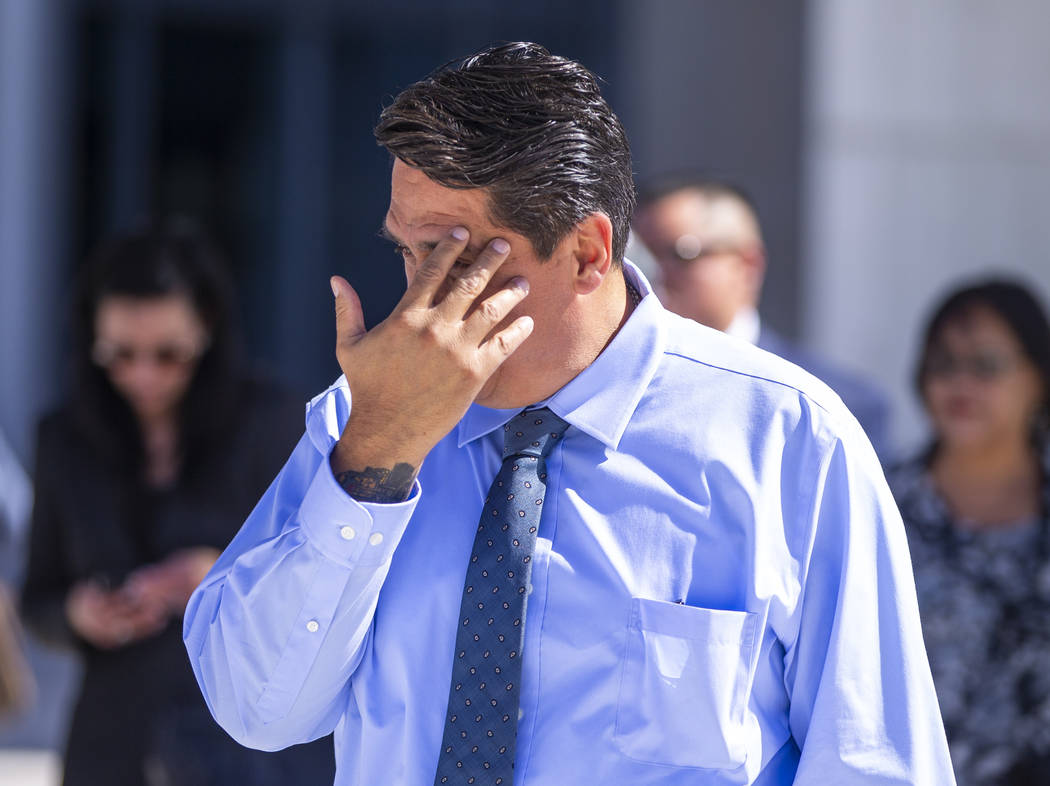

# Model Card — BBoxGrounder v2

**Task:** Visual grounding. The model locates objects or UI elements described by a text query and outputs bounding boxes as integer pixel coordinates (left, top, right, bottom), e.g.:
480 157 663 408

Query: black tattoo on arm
335 462 417 503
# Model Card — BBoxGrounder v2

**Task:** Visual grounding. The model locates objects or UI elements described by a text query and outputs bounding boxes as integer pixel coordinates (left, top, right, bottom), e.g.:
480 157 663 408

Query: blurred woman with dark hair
890 278 1050 786
21 219 333 785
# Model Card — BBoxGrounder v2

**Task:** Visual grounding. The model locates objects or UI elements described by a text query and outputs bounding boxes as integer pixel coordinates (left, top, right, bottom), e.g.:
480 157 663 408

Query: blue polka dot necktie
433 407 570 786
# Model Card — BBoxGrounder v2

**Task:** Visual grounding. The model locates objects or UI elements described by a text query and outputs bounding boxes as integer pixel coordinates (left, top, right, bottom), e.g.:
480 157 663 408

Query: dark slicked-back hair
374 42 635 262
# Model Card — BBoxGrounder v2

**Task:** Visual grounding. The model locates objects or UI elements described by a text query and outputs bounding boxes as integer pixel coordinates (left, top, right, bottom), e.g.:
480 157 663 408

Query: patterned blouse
889 446 1050 786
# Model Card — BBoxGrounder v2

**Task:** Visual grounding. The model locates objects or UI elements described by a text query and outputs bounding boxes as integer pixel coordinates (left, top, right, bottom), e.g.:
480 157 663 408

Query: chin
473 387 512 410
130 398 176 420
940 427 997 451
473 376 532 411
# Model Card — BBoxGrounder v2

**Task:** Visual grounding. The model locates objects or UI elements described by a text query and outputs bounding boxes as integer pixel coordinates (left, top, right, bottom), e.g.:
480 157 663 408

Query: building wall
619 0 806 338
0 0 72 463
6 1 1049 466
804 0 1050 457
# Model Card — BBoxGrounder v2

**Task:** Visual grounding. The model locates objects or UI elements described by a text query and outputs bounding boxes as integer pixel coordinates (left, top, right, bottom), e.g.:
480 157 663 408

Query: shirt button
518 708 524 721
368 532 384 546
339 526 356 541
306 620 320 633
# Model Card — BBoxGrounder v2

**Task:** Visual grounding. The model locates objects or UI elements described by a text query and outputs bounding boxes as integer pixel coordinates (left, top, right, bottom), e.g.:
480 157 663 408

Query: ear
741 244 767 298
572 213 614 295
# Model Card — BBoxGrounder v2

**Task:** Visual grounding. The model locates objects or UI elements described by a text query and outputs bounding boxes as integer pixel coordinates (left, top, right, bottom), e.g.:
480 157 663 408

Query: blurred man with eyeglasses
633 177 891 459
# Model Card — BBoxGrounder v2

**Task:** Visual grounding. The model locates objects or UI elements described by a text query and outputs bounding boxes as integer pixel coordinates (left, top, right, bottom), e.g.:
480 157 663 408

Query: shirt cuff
297 448 420 568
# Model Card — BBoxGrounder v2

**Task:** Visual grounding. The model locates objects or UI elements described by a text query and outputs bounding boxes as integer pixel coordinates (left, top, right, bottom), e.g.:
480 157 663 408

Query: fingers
103 606 169 649
122 569 170 608
401 226 471 308
68 585 169 648
436 236 513 316
480 315 534 366
332 275 367 346
462 276 530 343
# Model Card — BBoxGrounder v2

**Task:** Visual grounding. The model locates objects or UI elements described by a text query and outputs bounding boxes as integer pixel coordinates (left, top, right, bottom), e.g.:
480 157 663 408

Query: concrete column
803 0 1050 456
0 0 73 463
0 1 81 755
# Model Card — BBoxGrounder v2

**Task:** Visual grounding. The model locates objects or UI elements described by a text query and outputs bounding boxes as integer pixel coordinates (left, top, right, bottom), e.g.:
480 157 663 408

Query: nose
124 359 168 393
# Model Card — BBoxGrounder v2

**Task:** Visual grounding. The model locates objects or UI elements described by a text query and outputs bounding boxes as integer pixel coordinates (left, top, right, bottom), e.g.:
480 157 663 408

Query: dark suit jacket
758 327 891 460
21 377 335 786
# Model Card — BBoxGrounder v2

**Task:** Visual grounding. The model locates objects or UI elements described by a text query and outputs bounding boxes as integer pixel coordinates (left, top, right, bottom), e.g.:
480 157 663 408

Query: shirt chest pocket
614 597 758 771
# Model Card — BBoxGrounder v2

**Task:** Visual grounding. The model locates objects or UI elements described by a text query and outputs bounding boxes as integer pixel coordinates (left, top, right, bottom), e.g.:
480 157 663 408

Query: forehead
933 305 1019 348
637 190 752 240
386 159 495 240
95 295 202 338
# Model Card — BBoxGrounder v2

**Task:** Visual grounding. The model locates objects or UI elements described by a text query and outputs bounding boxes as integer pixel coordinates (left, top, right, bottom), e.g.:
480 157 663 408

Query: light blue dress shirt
185 263 954 785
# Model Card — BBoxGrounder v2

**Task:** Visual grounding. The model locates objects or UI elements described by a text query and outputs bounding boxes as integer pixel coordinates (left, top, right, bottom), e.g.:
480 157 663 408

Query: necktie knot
502 407 569 460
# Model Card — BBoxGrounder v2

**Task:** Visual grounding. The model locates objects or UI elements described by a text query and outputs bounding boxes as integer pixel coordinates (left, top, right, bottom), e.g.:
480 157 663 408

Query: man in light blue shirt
184 42 953 784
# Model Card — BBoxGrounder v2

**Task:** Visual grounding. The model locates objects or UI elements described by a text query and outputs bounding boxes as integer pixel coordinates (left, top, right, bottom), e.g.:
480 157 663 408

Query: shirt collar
456 260 665 451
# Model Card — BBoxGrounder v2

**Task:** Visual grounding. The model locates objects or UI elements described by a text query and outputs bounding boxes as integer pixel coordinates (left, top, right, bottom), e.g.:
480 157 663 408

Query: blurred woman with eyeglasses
20 220 334 785
889 278 1050 786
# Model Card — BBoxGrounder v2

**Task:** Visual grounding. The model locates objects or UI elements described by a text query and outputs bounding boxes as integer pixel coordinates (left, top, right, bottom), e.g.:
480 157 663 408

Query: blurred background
1 0 1048 780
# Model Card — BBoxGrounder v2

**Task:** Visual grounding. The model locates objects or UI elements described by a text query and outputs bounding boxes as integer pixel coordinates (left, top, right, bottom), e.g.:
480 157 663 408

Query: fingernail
451 226 469 241
512 277 529 293
330 278 339 297
491 238 510 254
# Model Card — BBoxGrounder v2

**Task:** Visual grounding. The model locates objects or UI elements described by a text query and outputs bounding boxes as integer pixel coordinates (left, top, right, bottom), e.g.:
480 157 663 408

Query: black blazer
22 377 334 786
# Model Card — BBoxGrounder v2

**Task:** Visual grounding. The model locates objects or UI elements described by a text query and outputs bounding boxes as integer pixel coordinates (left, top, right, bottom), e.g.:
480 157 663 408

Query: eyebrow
377 223 401 246
378 222 485 257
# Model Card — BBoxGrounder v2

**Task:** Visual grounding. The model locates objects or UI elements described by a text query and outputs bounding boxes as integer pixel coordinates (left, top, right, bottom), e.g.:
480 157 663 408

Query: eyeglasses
923 352 1020 381
92 339 208 370
655 234 744 266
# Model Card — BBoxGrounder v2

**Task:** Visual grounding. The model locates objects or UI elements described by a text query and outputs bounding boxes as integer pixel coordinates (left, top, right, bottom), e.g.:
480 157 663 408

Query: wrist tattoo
335 462 416 503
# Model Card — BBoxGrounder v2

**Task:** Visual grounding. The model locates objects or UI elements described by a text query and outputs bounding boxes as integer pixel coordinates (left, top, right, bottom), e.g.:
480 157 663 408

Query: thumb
331 275 367 344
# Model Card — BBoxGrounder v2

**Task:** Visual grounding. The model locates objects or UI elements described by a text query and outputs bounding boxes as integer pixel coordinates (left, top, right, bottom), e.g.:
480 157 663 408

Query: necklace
626 281 642 309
